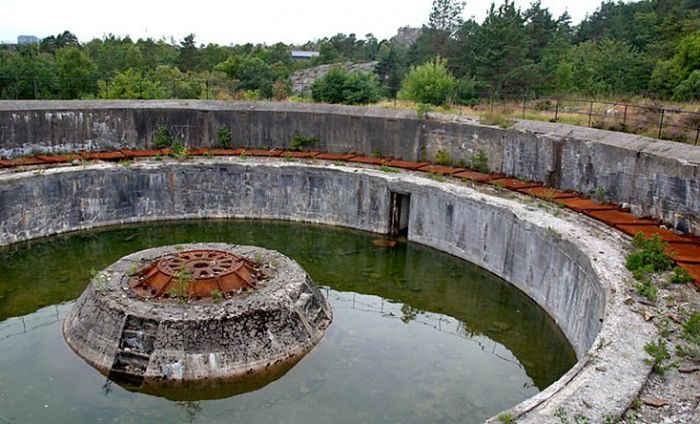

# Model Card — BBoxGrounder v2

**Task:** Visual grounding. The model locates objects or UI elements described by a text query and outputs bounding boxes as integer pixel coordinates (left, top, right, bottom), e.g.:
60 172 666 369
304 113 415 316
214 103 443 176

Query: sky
0 0 604 46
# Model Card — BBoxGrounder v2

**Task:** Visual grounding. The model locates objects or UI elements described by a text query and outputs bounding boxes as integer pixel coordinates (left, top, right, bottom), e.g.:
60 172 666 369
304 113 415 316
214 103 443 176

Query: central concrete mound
63 243 332 399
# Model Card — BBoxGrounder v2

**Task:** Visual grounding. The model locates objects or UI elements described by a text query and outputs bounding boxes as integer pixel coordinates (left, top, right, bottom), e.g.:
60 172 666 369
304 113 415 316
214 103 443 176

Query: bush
290 134 317 151
398 58 457 106
153 125 173 148
470 150 490 173
311 67 382 105
625 233 673 277
216 127 232 148
673 70 700 101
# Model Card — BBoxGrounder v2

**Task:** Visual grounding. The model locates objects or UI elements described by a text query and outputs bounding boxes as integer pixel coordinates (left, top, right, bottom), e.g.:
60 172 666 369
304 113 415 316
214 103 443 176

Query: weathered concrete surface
63 243 332 399
0 100 697 235
0 159 654 422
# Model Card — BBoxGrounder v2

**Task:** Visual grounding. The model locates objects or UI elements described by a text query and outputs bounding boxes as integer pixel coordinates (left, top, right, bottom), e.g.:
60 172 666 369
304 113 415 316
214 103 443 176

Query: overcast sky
0 0 604 46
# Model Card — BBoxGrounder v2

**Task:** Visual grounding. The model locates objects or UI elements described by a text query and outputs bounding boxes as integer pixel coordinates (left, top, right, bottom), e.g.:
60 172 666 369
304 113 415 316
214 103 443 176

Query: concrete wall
1 100 697 235
0 159 652 423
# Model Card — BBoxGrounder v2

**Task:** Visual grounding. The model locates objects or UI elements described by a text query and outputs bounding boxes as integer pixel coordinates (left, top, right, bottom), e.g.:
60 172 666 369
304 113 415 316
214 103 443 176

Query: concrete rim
0 157 655 423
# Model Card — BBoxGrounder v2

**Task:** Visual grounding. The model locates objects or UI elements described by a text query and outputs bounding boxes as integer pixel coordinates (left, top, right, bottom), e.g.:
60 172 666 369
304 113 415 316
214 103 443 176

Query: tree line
1 0 699 103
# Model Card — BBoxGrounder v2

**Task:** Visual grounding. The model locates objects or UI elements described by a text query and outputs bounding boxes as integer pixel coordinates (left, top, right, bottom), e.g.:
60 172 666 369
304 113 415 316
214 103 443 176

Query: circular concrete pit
62 243 332 399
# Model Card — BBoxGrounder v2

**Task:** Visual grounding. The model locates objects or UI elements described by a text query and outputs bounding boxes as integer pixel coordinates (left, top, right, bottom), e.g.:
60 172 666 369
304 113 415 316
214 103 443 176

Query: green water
0 220 576 423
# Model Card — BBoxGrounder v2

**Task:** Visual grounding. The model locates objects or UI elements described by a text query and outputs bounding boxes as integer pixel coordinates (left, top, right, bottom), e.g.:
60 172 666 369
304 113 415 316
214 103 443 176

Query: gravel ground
621 276 700 424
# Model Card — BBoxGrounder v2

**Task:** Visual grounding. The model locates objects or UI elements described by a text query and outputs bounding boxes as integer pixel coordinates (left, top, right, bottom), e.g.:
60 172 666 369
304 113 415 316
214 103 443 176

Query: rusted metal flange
129 250 265 300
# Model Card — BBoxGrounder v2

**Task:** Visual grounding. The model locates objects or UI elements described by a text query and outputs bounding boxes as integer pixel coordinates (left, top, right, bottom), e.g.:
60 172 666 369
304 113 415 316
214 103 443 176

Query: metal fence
465 92 700 145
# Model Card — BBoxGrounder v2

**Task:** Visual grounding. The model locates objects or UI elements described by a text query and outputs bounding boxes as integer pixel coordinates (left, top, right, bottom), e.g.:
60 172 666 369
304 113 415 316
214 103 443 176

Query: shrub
398 58 457 106
153 125 173 148
311 67 382 105
669 266 693 285
434 149 452 165
625 233 673 277
216 127 232 148
644 338 674 375
290 133 317 151
471 150 489 174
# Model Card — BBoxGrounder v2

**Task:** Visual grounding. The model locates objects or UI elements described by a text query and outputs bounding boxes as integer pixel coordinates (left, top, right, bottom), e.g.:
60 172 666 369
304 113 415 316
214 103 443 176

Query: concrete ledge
0 158 654 422
0 100 697 235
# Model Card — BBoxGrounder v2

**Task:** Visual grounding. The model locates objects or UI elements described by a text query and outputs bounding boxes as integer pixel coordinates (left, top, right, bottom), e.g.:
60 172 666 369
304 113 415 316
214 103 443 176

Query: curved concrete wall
0 159 653 422
1 100 698 235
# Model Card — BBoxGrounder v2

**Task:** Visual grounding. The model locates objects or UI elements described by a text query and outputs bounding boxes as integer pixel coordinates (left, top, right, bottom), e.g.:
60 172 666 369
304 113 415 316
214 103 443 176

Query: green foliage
398 58 456 106
634 278 658 302
55 47 96 98
673 70 700 101
669 266 694 285
415 103 434 118
290 134 317 151
497 412 513 423
625 233 673 277
470 150 490 173
171 141 189 160
643 338 674 375
683 311 700 343
434 149 452 165
216 127 232 148
310 67 382 105
153 125 173 149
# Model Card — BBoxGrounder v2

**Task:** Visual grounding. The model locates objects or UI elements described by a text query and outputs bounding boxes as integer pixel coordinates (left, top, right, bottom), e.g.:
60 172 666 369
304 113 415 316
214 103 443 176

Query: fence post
554 98 559 122
658 109 665 139
206 81 210 100
522 95 527 119
587 100 594 127
622 105 628 129
490 93 494 115
695 128 699 146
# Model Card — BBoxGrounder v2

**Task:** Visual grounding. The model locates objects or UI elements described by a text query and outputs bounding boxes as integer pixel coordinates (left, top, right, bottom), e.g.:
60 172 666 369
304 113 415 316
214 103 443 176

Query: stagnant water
0 220 576 423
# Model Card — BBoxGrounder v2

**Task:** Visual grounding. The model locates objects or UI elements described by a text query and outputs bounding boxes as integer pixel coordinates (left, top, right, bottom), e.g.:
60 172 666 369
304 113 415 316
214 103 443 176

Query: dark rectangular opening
389 191 411 237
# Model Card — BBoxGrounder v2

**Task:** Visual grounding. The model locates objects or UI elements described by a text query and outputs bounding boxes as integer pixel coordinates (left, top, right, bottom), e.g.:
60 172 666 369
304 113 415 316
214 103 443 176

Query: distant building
291 50 320 61
17 35 39 45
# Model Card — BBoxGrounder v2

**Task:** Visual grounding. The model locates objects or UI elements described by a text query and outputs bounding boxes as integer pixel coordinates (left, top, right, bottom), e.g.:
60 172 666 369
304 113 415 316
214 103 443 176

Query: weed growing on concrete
153 125 173 148
210 289 223 303
669 266 693 284
216 127 232 148
471 149 489 173
456 158 467 168
332 161 344 166
644 338 675 375
118 159 132 167
428 172 446 182
634 278 658 302
128 264 138 275
625 233 673 278
573 414 591 424
290 134 317 151
154 154 163 161
254 252 263 263
497 412 513 423
239 151 247 160
592 187 607 203
283 152 294 161
682 310 700 342
171 141 189 160
32 169 45 176
554 407 569 423
380 165 399 173
169 268 194 301
90 268 109 292
435 149 452 166
546 226 562 238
